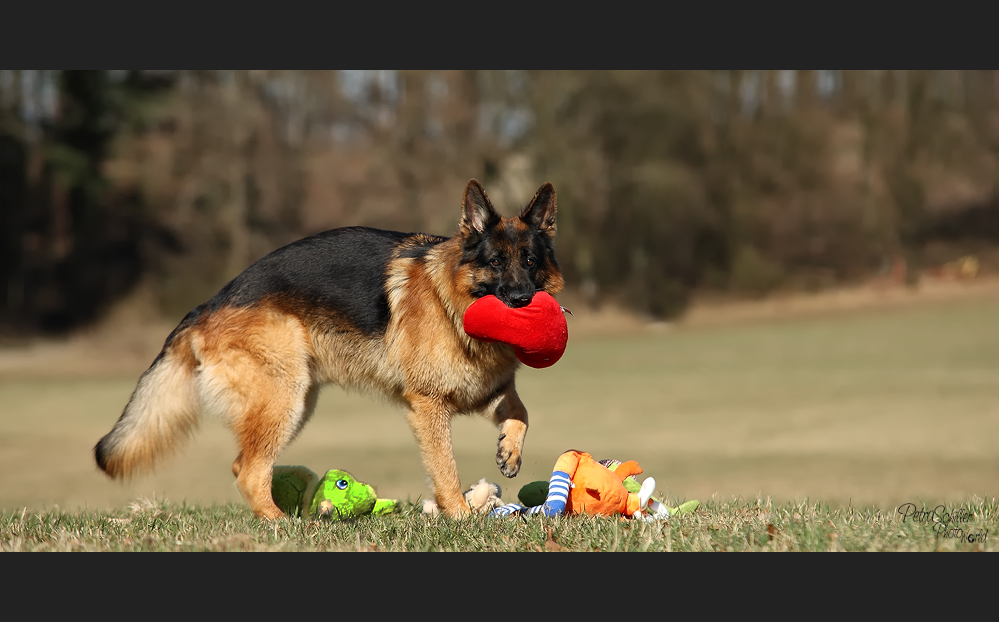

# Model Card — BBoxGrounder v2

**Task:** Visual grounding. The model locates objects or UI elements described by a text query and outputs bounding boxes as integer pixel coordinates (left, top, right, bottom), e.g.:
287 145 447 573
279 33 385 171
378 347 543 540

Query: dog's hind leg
194 308 316 520
483 381 528 479
405 394 470 518
225 381 319 520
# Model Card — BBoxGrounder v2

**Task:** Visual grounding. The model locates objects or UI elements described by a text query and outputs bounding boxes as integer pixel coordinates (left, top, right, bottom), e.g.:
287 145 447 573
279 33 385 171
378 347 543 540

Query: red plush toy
462 292 569 368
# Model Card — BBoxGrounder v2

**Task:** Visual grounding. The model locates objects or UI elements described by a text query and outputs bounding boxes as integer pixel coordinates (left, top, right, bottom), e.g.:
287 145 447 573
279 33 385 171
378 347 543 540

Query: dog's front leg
405 394 470 518
485 382 528 479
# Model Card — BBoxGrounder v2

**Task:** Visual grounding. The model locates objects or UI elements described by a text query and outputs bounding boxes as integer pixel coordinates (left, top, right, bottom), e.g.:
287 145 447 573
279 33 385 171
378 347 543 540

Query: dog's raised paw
496 440 522 478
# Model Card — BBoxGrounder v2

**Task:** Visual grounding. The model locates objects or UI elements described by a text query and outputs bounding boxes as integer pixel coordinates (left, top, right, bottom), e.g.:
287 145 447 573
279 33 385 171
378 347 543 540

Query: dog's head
458 179 564 308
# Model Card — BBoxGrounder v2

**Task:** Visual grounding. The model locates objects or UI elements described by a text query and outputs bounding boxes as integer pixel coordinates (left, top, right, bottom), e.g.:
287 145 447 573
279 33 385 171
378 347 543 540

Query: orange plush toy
490 449 665 519
555 450 653 517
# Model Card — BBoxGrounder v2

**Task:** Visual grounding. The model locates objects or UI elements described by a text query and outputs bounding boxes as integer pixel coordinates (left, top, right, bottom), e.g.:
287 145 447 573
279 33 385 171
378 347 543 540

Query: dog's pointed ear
460 179 500 235
519 182 557 237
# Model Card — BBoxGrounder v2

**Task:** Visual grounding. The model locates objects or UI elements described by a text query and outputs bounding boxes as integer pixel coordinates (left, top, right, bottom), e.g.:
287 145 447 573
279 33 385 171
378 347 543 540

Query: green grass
3 496 996 552
2 290 999 550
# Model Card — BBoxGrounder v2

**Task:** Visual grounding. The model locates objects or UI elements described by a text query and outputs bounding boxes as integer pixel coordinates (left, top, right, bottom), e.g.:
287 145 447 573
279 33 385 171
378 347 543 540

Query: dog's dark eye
336 479 348 490
490 258 502 267
525 257 535 267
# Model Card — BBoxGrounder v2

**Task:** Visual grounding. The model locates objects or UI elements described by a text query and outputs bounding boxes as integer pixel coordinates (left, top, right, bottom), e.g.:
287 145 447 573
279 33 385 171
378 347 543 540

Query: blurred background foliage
3 69 999 335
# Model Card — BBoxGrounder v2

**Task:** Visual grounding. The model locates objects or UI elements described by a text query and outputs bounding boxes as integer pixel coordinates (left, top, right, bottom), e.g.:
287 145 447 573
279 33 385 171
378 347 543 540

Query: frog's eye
336 479 348 490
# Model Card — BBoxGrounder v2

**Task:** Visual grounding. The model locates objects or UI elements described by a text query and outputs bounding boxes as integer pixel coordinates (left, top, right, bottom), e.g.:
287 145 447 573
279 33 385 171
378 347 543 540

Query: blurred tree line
3 70 999 335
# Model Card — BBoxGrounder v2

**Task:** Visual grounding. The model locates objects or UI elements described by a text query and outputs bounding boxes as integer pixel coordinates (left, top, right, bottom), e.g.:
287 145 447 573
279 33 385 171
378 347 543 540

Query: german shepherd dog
94 179 563 519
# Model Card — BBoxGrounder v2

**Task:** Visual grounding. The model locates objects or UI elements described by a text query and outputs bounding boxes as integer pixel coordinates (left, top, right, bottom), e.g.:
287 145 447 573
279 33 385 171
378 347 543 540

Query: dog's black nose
508 293 534 308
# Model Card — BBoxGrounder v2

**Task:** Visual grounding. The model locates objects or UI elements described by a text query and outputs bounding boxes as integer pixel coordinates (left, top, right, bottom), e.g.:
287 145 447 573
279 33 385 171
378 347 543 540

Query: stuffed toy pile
490 450 700 521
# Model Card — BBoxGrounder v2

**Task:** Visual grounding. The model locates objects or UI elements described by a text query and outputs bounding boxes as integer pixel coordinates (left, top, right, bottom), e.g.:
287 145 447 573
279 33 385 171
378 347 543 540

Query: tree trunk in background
0 125 28 327
443 70 479 149
224 71 251 281
396 70 429 231
762 70 781 118
839 70 860 117
728 70 743 120
881 70 899 106
891 70 929 286
796 70 816 110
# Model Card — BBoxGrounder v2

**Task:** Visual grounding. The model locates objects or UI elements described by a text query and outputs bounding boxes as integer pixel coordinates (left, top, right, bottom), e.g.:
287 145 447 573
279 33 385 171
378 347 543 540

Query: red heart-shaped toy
462 291 568 369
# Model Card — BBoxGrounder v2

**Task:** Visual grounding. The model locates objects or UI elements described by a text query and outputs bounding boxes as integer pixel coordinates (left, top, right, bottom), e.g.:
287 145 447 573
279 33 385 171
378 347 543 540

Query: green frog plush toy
271 466 400 520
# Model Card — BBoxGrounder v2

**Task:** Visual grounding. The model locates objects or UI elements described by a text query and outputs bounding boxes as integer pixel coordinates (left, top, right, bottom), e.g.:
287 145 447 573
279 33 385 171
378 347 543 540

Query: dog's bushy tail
94 329 200 480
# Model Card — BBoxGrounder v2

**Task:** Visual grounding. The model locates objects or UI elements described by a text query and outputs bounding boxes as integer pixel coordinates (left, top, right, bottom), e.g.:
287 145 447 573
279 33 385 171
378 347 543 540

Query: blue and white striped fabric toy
490 469 573 517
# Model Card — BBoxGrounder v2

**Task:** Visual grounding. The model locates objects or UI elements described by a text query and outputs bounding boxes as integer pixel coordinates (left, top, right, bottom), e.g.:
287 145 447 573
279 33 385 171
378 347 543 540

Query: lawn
1 285 998 550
